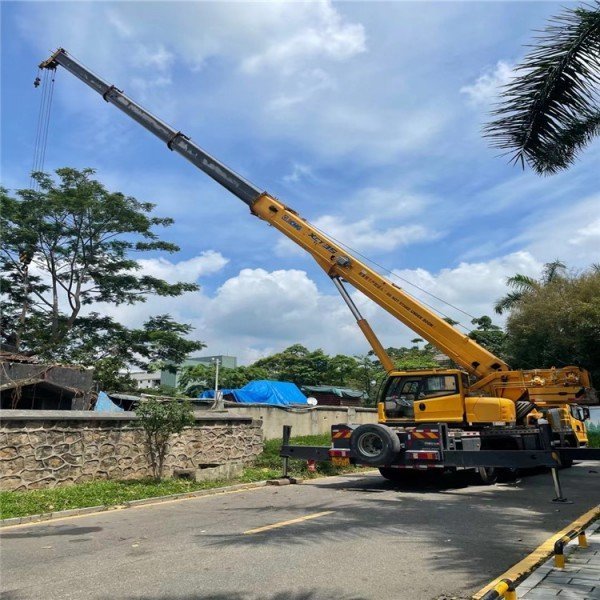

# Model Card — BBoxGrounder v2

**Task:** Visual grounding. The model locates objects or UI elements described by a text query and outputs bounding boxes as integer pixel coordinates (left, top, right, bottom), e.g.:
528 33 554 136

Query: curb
514 520 600 597
472 504 600 599
0 480 268 528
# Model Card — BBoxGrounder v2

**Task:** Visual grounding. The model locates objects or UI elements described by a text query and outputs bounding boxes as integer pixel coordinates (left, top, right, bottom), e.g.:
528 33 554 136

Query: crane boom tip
39 47 66 70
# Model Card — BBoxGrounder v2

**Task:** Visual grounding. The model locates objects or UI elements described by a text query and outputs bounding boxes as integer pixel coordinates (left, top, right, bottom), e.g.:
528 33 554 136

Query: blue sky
2 1 599 363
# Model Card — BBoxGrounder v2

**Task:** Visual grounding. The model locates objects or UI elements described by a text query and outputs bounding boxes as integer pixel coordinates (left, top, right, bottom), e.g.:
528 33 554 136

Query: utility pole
212 357 224 411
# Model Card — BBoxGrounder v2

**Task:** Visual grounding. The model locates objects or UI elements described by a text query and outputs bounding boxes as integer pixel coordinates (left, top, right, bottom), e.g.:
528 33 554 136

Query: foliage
486 2 600 174
0 169 204 386
181 343 444 405
588 423 600 448
468 316 507 357
251 344 331 385
495 260 566 314
504 266 600 383
179 364 269 396
135 398 195 480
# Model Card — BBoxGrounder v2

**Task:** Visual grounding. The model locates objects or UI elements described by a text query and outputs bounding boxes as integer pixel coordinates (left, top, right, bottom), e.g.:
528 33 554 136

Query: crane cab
378 369 516 426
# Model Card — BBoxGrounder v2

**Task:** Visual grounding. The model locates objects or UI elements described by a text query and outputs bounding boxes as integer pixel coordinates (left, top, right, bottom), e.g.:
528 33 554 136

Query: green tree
178 364 269 396
325 354 360 386
0 169 204 384
494 260 566 314
251 344 331 385
468 316 507 357
136 398 195 480
348 354 385 405
504 267 600 382
486 3 600 174
384 344 440 370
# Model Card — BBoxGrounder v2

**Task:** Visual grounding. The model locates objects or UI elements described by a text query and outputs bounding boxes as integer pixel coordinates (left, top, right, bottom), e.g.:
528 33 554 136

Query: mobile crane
39 49 598 489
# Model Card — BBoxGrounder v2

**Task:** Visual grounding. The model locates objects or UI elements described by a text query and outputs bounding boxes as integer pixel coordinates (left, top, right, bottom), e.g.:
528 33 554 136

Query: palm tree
494 260 566 314
485 2 600 174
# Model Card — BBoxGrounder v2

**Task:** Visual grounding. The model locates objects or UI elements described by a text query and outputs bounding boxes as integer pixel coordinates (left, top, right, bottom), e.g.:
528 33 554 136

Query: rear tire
350 424 401 467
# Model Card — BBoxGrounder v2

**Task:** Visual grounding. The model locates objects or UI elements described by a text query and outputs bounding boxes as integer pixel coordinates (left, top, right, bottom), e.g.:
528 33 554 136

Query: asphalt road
1 463 599 600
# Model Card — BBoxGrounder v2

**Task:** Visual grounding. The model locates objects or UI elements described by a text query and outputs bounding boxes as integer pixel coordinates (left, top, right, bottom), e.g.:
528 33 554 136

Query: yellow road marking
472 504 600 599
244 511 334 534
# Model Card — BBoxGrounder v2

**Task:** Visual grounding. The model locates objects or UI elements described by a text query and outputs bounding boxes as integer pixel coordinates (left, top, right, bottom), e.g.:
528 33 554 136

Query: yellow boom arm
250 194 509 378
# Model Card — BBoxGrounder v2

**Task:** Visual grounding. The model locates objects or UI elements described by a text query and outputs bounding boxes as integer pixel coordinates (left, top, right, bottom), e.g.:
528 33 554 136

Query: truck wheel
350 424 400 467
474 467 498 485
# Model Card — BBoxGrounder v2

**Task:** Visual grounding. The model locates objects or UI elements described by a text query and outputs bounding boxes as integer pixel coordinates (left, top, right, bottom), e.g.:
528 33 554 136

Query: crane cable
31 67 56 190
311 223 478 334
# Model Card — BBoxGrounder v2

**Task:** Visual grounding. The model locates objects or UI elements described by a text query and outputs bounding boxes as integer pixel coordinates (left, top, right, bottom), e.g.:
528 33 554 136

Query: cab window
382 374 459 419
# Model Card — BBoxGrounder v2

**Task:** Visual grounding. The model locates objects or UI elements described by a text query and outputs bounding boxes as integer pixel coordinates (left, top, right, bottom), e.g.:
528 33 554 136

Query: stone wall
0 411 263 491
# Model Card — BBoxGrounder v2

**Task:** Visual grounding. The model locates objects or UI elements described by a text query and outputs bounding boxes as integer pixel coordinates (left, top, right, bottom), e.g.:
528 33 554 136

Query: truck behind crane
38 48 599 492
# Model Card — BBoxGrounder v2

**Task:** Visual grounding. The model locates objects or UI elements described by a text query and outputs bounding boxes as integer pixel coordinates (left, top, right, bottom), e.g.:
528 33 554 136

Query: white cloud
573 219 600 248
461 60 515 106
283 162 315 184
132 44 174 71
241 3 365 74
136 252 228 284
313 215 430 253
392 251 542 326
275 184 433 256
18 2 450 165
515 194 600 265
97 251 545 365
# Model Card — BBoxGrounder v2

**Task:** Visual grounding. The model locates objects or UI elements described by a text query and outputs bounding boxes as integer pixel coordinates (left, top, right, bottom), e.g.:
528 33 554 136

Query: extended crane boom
40 49 262 206
40 48 598 484
40 48 508 379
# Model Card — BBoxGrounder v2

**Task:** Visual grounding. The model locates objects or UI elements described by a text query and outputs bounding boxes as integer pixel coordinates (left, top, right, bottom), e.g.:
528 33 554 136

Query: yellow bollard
505 588 517 600
555 553 565 569
578 532 588 548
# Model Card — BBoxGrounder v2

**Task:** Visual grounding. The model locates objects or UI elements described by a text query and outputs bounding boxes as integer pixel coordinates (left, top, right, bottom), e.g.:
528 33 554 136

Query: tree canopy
503 266 600 383
1 168 204 389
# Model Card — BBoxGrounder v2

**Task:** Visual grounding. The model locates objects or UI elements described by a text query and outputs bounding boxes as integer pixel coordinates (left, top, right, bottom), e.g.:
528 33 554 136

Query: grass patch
0 434 363 520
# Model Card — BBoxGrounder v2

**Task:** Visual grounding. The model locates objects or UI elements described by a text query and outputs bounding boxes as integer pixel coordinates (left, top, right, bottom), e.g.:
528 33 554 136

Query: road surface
1 463 599 600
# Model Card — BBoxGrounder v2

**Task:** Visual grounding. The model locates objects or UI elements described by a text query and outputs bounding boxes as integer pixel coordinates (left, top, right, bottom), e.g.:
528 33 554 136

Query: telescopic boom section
40 48 509 379
39 49 262 206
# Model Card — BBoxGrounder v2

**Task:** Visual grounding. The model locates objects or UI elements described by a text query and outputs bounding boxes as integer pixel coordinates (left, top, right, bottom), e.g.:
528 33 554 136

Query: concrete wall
223 404 378 440
0 410 262 491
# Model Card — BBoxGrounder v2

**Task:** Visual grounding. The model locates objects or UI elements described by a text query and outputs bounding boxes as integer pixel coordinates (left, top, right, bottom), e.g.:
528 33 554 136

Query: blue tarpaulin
200 380 307 406
94 391 124 412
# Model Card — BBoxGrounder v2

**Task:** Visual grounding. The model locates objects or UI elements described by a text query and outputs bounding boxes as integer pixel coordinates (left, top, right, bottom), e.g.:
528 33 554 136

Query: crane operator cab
378 369 517 426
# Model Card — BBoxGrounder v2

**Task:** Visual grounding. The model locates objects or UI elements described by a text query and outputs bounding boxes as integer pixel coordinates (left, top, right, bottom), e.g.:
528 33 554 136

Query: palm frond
506 273 538 293
494 291 525 315
485 2 600 174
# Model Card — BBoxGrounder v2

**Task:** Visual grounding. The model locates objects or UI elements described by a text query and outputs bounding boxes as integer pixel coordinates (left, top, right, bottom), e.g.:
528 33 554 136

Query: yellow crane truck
39 49 599 494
